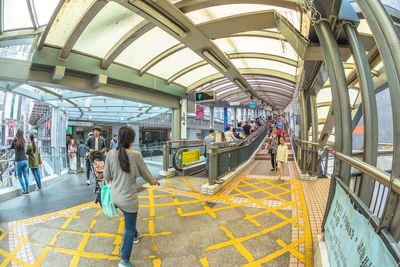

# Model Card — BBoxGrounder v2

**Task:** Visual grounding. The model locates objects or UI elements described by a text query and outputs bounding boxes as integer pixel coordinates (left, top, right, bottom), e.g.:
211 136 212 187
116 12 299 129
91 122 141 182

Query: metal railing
0 147 68 192
208 124 269 185
324 151 400 262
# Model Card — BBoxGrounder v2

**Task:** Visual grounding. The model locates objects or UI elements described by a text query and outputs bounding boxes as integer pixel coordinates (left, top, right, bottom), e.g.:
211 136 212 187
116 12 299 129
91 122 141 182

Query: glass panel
213 82 235 92
116 27 180 70
373 61 384 72
185 4 299 30
317 88 332 103
217 88 240 96
231 58 297 75
214 37 298 60
349 89 359 105
344 68 353 76
34 0 59 26
74 2 144 58
318 124 324 131
45 0 96 47
357 19 372 35
148 48 203 79
175 64 219 87
4 0 32 30
317 106 330 118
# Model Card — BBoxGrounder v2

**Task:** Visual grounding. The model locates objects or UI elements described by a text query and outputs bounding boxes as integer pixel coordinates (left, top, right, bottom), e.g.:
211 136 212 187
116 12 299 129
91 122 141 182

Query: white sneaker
86 180 90 186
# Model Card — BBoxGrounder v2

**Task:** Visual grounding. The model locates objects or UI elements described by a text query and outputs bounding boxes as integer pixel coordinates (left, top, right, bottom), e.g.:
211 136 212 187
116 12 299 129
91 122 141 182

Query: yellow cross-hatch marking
0 176 312 266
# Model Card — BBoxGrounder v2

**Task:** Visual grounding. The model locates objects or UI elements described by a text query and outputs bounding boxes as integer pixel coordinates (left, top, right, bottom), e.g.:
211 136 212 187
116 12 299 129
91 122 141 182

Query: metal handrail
332 151 400 194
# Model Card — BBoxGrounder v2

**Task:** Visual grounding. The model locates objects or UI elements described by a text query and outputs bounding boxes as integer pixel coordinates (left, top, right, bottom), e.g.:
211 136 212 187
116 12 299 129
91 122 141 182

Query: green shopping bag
101 183 118 217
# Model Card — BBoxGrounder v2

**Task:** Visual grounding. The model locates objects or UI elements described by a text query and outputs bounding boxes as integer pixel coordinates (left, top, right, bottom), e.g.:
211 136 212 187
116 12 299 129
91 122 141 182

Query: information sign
325 184 397 267
182 150 200 165
196 105 204 118
249 101 257 109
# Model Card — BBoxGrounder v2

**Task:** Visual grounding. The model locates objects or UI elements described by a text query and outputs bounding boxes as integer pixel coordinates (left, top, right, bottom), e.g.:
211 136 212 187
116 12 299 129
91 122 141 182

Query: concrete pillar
181 99 187 139
210 106 215 129
172 107 181 140
234 108 238 127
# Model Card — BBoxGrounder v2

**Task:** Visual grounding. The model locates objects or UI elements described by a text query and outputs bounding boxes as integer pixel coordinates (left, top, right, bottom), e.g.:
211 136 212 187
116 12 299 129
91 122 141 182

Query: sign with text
182 150 200 165
249 101 257 109
325 184 397 267
196 105 204 118
8 120 14 137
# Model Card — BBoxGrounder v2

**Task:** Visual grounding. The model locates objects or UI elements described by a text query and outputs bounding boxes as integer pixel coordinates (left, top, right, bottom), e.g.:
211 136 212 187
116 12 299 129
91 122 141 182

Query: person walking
10 129 29 195
242 120 251 137
26 133 41 190
78 139 87 173
267 127 280 172
68 139 78 174
85 126 106 185
276 136 288 180
204 129 215 173
110 134 118 150
103 126 158 267
224 126 237 142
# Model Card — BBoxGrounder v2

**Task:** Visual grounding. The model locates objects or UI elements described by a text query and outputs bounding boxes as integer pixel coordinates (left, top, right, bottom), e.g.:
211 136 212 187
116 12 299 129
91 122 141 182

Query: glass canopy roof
36 1 303 108
2 0 384 140
11 84 169 123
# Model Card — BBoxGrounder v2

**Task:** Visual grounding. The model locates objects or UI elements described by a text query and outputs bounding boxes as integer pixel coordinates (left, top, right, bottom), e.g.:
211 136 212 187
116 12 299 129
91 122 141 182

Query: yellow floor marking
117 216 124 234
153 258 161 267
0 241 28 267
199 253 209 267
88 219 97 232
95 209 103 217
219 226 255 263
48 231 61 246
33 246 51 265
276 239 305 263
141 216 165 220
112 235 122 255
61 206 83 229
296 179 313 266
206 213 303 251
69 233 90 266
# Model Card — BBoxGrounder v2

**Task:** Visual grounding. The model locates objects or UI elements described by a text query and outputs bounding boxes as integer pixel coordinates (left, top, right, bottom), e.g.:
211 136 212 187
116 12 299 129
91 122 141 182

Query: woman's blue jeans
121 210 138 262
31 168 41 189
16 160 29 192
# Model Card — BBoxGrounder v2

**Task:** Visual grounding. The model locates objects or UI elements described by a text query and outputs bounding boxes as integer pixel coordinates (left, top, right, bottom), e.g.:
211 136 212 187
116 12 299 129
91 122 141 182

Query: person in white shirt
276 136 288 180
224 126 238 142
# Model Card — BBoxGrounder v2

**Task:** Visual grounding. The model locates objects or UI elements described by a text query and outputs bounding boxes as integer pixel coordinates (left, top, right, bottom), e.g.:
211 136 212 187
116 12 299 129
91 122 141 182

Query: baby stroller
89 151 104 194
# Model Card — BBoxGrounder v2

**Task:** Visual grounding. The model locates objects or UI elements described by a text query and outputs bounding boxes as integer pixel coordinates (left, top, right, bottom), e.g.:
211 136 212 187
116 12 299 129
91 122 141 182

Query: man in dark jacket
84 126 106 185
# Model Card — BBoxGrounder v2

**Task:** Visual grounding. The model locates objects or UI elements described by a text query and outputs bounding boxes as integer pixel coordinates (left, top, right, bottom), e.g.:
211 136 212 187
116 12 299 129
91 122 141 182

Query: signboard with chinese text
182 150 200 165
249 101 257 109
325 184 397 267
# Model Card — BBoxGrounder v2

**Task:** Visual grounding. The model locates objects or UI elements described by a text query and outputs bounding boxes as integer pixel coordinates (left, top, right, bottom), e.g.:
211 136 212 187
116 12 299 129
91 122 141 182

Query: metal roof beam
59 0 108 60
38 0 65 49
26 0 39 29
186 68 296 92
115 0 264 102
139 43 185 76
175 0 298 13
101 21 154 69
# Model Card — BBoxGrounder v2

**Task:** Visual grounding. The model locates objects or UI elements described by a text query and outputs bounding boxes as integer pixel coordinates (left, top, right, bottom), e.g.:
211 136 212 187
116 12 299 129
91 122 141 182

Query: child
276 136 288 180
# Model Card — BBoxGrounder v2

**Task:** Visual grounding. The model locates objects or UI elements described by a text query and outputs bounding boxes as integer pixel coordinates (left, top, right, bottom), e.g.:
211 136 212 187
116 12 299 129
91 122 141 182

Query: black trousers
271 152 277 169
86 159 91 181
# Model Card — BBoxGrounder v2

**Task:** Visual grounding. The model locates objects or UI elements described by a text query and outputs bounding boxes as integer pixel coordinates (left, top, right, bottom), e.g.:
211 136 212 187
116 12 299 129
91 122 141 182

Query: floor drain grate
205 202 216 208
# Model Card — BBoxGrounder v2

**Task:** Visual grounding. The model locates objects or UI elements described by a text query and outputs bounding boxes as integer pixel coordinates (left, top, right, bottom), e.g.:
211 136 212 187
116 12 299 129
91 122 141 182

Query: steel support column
356 0 400 236
310 93 318 176
234 108 238 127
210 106 215 129
343 22 378 206
223 107 228 131
315 20 346 229
299 90 308 174
172 108 181 140
315 20 352 182
245 109 249 120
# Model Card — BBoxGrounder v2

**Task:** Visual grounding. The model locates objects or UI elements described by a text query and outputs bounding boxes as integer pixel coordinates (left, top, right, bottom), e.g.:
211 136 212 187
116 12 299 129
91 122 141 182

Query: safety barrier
208 124 269 185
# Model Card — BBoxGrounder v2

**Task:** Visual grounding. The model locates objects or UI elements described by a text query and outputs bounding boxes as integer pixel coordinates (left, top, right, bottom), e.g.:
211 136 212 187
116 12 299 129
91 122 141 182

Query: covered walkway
0 139 319 266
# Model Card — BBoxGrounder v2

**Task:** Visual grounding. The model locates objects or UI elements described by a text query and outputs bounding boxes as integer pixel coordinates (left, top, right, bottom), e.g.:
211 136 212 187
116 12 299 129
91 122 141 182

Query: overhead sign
182 150 200 165
249 101 257 109
325 184 397 267
230 101 240 106
195 90 215 102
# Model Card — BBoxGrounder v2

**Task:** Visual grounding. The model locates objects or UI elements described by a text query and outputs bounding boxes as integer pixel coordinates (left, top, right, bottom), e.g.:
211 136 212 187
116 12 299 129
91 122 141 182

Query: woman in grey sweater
103 126 158 267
